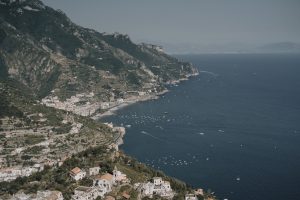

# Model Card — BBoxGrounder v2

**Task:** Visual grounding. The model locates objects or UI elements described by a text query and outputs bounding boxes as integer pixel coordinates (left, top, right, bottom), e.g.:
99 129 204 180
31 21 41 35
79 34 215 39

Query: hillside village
0 120 123 183
40 89 164 118
0 112 213 200
66 164 209 200
0 0 215 199
7 164 207 200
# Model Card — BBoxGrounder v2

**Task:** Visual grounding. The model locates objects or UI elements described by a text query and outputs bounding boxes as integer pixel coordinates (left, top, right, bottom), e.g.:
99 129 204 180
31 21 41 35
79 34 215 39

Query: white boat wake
200 70 219 77
141 131 164 141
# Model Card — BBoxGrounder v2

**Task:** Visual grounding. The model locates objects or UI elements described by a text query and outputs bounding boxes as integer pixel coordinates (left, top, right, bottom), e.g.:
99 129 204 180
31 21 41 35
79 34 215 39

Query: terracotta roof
122 192 130 199
100 173 113 181
105 196 116 200
94 174 102 180
70 167 81 175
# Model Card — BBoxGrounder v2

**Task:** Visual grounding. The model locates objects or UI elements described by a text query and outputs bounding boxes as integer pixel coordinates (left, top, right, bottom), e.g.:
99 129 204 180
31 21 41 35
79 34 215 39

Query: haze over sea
102 54 300 200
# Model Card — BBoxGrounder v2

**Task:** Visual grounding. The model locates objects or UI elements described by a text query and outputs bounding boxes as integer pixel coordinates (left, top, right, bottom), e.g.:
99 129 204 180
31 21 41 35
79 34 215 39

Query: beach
92 89 170 120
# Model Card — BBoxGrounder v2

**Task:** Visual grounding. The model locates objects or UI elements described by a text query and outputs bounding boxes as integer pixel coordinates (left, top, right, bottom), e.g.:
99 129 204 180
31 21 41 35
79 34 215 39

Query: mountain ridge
0 0 197 103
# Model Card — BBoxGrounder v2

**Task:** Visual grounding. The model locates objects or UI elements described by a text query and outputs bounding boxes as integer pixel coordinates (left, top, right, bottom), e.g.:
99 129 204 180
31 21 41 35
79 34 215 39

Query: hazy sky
42 0 300 45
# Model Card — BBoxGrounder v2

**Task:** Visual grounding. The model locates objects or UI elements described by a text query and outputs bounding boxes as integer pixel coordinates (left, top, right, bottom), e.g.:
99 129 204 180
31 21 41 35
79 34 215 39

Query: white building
153 177 162 185
185 194 198 200
93 173 114 194
104 122 114 129
138 91 146 96
88 166 100 176
71 186 101 200
194 188 204 196
141 182 154 196
113 166 129 184
0 165 43 182
70 167 86 181
141 177 174 199
153 177 172 193
116 98 124 104
100 102 110 109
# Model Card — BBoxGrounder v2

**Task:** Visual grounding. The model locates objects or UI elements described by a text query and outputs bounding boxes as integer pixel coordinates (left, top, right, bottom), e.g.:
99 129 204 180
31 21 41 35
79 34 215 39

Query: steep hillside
0 0 199 168
0 1 216 199
0 0 197 104
0 79 116 169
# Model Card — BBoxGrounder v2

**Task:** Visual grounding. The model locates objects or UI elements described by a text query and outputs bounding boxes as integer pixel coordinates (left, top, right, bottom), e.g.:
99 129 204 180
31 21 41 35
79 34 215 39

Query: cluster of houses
41 93 128 116
68 165 205 200
1 163 204 200
0 164 44 182
69 165 204 200
70 166 130 200
41 89 158 118
41 93 99 117
137 177 174 199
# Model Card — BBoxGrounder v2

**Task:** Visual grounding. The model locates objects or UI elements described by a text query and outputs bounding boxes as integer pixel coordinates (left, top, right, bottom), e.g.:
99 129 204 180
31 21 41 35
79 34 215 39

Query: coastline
92 72 200 155
92 89 169 120
95 72 200 155
93 72 199 120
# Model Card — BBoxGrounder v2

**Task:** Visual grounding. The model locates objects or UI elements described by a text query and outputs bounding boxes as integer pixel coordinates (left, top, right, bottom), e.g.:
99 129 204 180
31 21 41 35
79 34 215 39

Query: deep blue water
101 54 300 200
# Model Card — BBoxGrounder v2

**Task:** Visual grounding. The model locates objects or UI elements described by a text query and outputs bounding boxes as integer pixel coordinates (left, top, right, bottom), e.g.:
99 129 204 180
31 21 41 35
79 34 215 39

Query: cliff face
0 0 197 101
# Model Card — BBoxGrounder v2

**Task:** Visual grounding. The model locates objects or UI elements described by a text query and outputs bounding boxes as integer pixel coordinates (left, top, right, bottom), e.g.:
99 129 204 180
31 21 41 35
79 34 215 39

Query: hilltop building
93 173 114 194
70 167 86 181
113 166 130 184
185 194 199 200
140 177 174 198
88 166 100 176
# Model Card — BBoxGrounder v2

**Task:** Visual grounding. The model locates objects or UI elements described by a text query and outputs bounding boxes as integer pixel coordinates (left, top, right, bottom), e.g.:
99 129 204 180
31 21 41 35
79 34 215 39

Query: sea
101 54 300 200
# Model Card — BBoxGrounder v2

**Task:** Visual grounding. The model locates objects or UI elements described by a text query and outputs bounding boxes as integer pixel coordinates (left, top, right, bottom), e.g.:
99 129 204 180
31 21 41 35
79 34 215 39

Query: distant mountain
257 42 300 53
160 42 256 54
